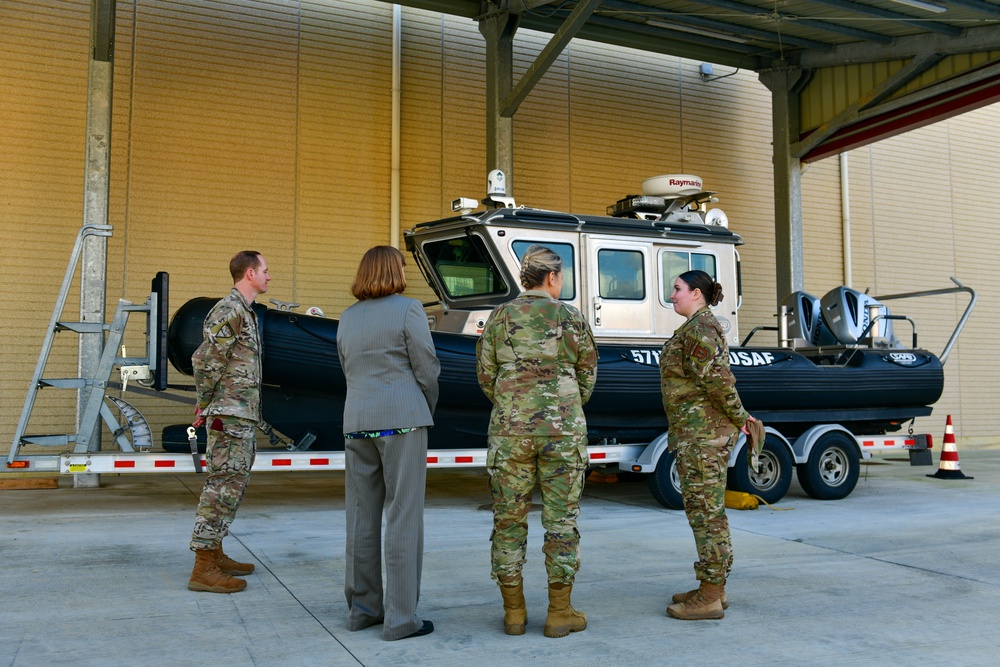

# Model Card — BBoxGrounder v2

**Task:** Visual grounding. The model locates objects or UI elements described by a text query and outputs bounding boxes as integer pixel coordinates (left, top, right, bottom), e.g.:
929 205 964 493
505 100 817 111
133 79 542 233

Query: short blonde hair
350 246 407 300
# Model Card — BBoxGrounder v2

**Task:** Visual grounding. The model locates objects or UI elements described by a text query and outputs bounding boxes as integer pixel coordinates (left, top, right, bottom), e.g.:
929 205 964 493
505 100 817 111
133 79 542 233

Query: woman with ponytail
658 269 757 620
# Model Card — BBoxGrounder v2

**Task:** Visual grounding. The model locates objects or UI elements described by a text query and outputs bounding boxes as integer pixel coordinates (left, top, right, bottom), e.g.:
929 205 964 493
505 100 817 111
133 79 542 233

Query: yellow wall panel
1 0 91 446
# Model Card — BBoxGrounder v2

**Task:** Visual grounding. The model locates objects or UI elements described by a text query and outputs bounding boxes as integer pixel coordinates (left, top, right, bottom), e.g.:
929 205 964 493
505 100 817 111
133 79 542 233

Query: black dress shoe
403 620 434 638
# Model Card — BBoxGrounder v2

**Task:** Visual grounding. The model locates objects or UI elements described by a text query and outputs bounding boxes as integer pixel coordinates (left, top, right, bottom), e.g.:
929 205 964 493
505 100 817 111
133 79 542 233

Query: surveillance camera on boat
482 169 517 209
487 169 507 196
452 197 479 214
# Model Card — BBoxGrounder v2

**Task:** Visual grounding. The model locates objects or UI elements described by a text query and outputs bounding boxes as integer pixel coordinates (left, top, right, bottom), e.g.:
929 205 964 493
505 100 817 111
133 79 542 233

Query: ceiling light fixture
886 0 948 13
646 19 749 44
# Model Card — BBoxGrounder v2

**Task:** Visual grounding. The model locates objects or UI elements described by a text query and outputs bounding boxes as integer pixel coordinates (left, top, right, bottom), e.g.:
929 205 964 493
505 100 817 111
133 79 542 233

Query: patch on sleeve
209 318 237 342
688 343 711 362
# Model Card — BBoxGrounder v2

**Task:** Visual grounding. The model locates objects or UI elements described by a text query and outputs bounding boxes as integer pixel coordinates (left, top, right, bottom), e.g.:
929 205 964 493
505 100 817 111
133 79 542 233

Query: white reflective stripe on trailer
57 443 649 474
588 443 647 463
60 451 347 474
4 456 62 473
855 435 929 450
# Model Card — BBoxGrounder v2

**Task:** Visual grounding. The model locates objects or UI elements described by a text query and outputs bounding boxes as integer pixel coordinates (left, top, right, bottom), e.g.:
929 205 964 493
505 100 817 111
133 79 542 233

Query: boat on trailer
165 174 974 506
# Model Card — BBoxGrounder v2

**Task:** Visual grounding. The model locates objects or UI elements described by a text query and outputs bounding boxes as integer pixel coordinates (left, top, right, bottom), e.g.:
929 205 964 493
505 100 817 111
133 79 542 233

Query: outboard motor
780 291 837 346
820 286 895 345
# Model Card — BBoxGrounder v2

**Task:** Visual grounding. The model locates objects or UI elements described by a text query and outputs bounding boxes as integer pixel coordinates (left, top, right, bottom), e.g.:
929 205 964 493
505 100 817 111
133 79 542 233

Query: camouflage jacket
476 289 598 436
659 306 748 434
192 287 262 422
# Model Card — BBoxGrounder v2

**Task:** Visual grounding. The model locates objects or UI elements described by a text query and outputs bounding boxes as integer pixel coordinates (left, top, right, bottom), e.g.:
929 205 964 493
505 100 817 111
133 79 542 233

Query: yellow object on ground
724 490 759 510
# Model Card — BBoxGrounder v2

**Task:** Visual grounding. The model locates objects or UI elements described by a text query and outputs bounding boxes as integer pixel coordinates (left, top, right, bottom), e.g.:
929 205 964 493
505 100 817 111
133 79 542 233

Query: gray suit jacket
337 293 440 433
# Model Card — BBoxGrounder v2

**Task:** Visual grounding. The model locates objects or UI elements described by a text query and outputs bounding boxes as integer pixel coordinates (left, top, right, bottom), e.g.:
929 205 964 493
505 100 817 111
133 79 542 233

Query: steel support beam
500 0 602 117
793 53 946 158
761 67 808 305
799 23 1000 68
77 0 116 488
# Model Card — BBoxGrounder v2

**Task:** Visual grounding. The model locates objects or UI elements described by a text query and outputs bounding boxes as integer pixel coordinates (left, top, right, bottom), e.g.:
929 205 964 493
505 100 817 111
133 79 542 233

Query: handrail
875 277 976 366
741 325 778 347
856 314 916 349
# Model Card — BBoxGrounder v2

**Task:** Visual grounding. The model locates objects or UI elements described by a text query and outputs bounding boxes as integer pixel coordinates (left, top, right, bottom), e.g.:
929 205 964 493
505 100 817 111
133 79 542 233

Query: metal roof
391 1 1000 160
397 0 1000 70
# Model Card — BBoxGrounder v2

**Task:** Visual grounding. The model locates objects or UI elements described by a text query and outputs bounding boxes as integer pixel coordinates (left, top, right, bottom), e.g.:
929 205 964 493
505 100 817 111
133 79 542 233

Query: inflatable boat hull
168 298 943 451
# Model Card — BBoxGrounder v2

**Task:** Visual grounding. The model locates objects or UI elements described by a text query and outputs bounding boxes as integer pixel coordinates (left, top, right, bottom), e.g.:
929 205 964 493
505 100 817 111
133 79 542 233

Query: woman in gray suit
337 245 440 641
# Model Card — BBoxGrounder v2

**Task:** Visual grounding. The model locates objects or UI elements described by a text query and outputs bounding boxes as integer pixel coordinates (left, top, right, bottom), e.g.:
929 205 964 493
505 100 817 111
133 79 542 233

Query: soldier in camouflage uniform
187 250 270 594
476 244 598 638
659 269 756 620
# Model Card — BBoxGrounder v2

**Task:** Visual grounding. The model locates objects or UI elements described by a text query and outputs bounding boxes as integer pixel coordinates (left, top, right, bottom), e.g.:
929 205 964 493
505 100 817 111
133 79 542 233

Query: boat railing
741 325 778 347
874 277 976 366
753 278 974 365
856 313 916 349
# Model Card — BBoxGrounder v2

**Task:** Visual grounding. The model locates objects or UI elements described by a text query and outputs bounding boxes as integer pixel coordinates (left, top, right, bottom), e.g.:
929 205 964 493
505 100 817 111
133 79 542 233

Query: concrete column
760 68 806 306
76 0 116 488
479 10 519 193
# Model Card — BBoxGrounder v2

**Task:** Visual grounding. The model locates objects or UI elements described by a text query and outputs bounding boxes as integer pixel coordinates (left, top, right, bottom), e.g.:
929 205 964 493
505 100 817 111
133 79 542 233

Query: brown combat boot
214 544 255 576
543 582 587 638
666 581 725 620
188 548 247 593
671 584 729 609
499 581 527 635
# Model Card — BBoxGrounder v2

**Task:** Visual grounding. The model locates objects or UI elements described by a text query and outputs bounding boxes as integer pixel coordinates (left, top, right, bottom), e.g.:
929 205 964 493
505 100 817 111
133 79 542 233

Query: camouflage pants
674 431 735 585
190 417 256 551
487 434 589 585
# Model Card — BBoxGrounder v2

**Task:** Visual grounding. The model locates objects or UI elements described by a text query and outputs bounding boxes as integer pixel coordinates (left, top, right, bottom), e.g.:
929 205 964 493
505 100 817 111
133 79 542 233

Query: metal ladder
7 224 164 467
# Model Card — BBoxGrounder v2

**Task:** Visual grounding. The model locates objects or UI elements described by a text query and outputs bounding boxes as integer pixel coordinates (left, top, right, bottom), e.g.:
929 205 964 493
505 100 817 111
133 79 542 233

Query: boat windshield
422 234 509 299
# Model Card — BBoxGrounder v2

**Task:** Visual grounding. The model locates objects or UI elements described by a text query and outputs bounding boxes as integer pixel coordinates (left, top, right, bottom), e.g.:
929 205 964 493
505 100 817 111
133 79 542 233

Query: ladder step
56 322 106 333
21 435 76 446
39 378 90 389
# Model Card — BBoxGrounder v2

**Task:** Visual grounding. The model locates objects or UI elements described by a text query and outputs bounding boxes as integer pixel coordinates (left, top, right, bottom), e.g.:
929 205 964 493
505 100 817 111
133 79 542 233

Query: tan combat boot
543 582 587 638
666 581 725 620
188 548 247 593
671 584 729 609
499 581 527 635
214 544 255 576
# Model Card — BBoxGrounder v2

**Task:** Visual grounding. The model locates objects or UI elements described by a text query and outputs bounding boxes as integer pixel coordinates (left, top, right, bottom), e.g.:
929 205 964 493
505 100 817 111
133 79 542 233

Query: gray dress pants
344 427 428 641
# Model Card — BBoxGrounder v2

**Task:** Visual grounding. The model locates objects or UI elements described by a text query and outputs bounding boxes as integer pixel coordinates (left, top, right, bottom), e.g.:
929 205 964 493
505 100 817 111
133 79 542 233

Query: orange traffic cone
927 415 973 480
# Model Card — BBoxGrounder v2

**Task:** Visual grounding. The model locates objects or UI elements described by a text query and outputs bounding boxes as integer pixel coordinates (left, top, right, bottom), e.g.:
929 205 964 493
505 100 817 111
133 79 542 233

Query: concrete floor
2 450 998 667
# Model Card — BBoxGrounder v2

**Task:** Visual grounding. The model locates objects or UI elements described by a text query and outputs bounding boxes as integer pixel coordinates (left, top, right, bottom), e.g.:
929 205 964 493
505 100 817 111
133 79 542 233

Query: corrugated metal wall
2 0 90 435
2 0 997 454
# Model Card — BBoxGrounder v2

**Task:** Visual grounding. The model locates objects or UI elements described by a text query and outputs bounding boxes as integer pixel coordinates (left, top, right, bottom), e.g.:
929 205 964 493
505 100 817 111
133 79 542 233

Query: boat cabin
404 174 744 345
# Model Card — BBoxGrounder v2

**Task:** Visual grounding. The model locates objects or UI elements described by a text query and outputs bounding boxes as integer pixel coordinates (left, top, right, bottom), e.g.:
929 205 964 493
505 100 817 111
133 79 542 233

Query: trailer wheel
796 432 860 500
647 449 683 510
728 436 792 504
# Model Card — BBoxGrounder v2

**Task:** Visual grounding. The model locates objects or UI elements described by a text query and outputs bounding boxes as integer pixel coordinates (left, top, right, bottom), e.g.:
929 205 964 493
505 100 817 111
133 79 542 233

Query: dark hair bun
710 282 724 306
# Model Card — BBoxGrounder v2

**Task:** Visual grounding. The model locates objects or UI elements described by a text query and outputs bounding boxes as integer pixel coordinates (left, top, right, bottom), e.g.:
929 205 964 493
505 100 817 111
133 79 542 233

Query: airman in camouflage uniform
659 269 753 620
187 251 270 594
476 244 597 638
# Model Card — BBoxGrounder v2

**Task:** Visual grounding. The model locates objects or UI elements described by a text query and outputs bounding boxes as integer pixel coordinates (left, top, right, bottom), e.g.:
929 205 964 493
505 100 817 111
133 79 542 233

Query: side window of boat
511 240 576 300
660 250 718 305
423 235 509 298
597 249 645 300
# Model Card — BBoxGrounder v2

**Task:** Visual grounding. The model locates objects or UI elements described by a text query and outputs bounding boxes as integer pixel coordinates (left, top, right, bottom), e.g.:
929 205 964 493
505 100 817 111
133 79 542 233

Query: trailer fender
619 431 670 473
792 424 864 464
628 427 795 474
